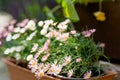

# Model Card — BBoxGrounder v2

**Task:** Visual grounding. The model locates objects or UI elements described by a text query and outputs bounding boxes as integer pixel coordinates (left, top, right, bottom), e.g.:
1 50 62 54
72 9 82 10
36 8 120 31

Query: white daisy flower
4 48 10 55
14 27 21 32
26 54 33 61
38 21 44 27
27 20 36 27
63 56 72 66
25 20 36 31
34 48 44 59
58 24 68 30
26 36 32 41
67 69 73 78
35 69 45 78
30 31 37 37
43 24 49 30
84 71 92 79
12 33 20 40
64 19 71 24
28 59 38 68
15 46 24 52
37 63 44 70
43 63 50 72
31 43 39 53
26 31 37 41
44 20 54 25
11 47 16 51
61 33 69 41
56 33 69 41
47 64 62 75
9 47 16 53
29 25 36 31
51 22 57 26
15 53 21 60
31 66 38 73
41 54 50 62
45 30 60 38
6 33 12 41
40 29 47 35
19 28 26 33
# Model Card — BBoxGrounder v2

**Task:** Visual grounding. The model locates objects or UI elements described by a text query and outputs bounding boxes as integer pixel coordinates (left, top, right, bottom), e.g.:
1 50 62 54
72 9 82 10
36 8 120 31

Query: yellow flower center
66 60 70 64
86 73 91 78
39 72 44 77
32 61 37 66
51 69 55 73
63 36 68 41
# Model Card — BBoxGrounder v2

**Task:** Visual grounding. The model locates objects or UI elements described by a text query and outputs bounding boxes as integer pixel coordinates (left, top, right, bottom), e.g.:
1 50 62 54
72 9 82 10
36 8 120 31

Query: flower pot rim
54 69 117 80
3 58 118 80
2 58 30 73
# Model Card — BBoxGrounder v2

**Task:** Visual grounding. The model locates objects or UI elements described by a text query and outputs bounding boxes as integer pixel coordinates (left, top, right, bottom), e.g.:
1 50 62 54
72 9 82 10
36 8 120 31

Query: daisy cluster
3 19 105 79
0 19 16 46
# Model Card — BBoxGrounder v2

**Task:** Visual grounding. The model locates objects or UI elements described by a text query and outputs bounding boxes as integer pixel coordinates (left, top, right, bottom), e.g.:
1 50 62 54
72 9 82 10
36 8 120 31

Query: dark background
74 0 120 61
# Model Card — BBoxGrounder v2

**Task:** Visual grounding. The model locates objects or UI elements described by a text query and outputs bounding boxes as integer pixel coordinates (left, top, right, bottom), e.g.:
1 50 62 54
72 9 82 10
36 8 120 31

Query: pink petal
2 30 9 37
76 58 81 62
89 29 96 33
22 18 29 23
70 30 76 35
8 25 14 32
99 43 105 48
10 19 17 25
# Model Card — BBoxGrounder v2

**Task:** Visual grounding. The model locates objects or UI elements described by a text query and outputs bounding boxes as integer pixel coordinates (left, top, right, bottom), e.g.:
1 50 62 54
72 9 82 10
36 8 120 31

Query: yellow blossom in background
93 11 106 21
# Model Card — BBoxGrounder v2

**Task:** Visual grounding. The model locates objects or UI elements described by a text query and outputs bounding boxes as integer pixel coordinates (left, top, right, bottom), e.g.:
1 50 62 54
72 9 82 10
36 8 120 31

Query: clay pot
3 58 117 80
3 58 60 80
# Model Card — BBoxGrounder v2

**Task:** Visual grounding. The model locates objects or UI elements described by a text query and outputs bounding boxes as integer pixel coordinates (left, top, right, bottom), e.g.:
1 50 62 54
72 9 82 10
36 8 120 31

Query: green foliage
56 0 79 22
20 0 46 20
20 0 65 22
43 6 56 20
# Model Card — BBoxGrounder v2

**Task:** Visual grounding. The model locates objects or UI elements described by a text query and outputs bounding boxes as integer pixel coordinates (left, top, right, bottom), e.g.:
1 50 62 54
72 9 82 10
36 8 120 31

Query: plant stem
99 0 103 11
51 5 61 13
83 0 88 6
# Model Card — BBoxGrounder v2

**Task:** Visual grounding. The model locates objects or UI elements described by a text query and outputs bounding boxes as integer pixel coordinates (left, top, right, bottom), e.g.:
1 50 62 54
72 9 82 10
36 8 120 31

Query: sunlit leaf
62 0 80 22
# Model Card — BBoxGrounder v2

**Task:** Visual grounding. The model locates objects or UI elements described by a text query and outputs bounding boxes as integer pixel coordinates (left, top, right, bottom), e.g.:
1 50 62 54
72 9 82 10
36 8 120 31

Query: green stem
51 5 61 13
83 0 88 6
99 0 103 11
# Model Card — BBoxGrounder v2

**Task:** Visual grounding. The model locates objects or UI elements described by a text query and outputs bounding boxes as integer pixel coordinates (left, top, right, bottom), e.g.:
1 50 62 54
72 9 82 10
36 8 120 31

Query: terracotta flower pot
3 58 60 80
3 58 117 80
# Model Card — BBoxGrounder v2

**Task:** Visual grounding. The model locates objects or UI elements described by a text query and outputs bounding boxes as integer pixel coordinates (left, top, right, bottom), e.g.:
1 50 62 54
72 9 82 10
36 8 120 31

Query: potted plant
1 19 117 80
